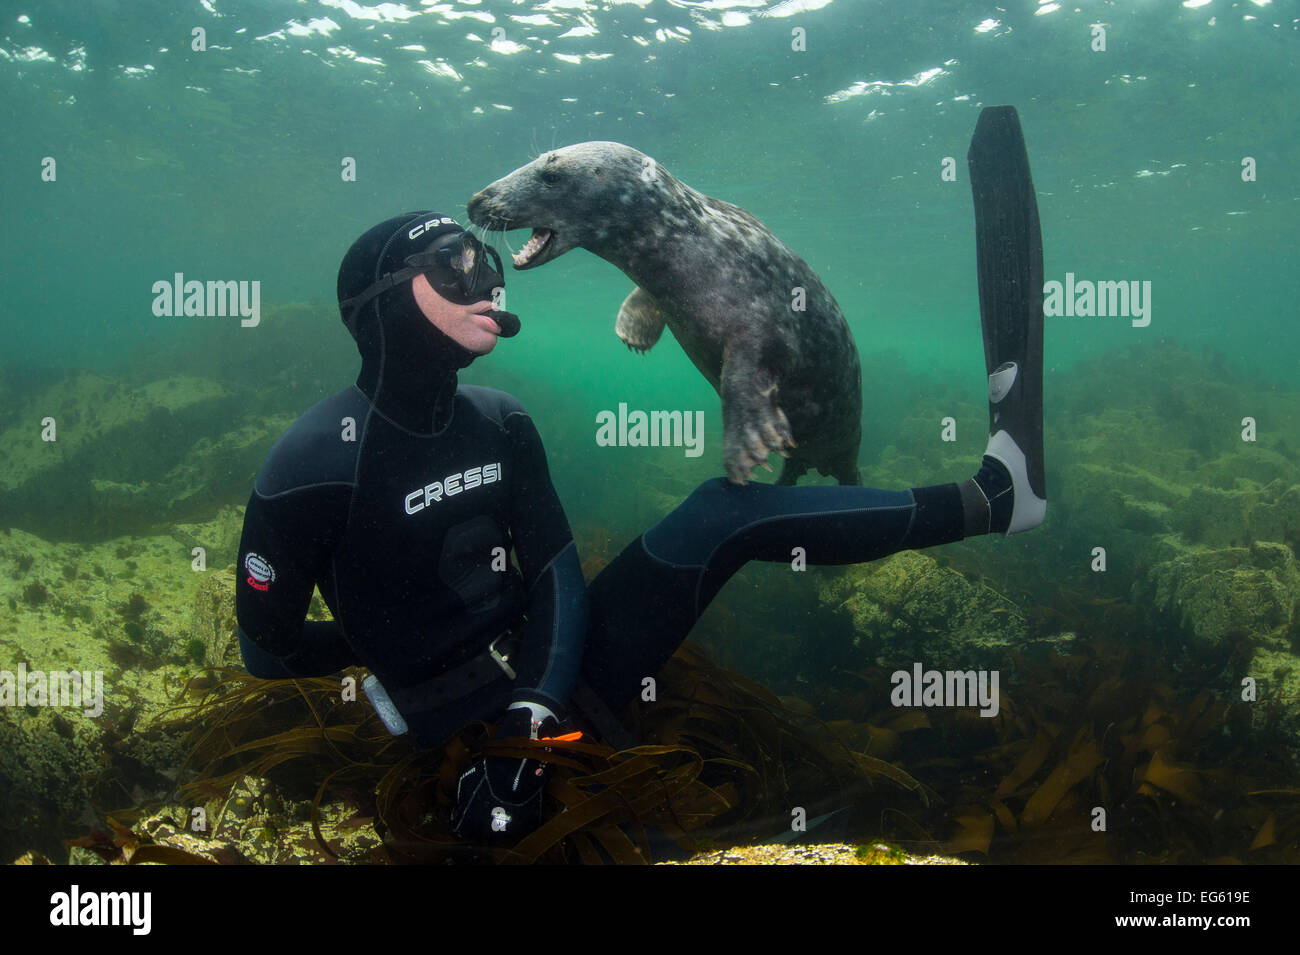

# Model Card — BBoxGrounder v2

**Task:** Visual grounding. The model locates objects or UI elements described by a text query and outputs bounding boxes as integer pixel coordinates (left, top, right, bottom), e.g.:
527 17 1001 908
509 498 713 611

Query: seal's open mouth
513 229 554 269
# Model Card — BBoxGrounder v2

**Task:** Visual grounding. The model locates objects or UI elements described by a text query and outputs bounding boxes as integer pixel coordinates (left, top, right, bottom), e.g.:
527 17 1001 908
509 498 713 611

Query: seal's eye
541 168 561 186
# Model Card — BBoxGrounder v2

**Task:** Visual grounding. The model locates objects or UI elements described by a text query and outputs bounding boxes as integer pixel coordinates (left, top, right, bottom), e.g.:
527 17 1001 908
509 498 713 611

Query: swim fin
968 105 1046 535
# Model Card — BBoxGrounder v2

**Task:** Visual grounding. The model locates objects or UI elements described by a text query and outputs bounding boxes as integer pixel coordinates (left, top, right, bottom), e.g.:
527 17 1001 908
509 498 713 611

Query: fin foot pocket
983 432 1045 534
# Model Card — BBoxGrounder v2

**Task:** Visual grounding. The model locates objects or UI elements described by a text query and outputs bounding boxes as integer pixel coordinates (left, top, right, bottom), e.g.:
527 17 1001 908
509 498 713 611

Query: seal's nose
466 186 502 228
466 189 486 224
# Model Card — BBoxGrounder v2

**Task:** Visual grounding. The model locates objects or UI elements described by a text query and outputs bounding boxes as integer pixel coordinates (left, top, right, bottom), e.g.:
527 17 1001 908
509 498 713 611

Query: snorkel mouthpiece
488 310 521 338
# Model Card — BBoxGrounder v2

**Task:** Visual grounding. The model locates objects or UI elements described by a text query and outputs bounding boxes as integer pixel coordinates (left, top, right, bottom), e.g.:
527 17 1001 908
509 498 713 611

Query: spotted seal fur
467 141 862 485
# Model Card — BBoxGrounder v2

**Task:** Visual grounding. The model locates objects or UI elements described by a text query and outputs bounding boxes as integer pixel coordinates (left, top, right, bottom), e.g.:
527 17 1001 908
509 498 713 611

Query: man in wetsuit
236 107 1047 846
236 211 587 841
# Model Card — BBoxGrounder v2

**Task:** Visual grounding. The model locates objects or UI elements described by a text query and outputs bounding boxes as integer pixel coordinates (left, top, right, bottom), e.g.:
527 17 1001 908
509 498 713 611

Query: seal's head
467 142 667 270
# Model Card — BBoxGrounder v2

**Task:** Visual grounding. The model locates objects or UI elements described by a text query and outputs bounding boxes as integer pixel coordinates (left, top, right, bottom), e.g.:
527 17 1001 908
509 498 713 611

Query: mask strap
339 266 421 330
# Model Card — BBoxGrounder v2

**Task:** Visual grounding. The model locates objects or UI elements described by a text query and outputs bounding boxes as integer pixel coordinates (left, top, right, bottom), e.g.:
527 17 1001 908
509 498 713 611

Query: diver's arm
234 485 357 678
502 410 588 722
449 410 583 841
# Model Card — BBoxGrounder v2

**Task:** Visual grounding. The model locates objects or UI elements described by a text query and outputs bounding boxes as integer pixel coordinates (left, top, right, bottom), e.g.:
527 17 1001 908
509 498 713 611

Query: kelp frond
141 647 926 864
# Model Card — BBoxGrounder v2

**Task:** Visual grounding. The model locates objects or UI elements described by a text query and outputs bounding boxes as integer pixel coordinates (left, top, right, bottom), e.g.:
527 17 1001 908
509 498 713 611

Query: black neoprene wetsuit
236 370 973 746
236 378 587 746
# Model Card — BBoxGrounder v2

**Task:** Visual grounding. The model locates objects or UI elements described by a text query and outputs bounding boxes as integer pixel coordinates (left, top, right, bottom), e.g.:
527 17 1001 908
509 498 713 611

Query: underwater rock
1138 536 1300 743
124 775 382 865
170 504 247 577
658 843 968 865
1174 481 1300 549
48 774 380 865
1247 482 1300 545
0 705 108 864
1046 348 1298 554
190 569 241 668
0 526 217 861
1141 538 1299 654
82 415 292 536
819 550 1028 667
1057 441 1182 539
154 414 295 520
0 372 244 539
212 775 379 864
846 346 1299 627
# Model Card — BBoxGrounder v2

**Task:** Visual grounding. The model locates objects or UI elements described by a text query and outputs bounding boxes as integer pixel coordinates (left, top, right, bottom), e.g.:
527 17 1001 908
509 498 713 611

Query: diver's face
412 273 500 355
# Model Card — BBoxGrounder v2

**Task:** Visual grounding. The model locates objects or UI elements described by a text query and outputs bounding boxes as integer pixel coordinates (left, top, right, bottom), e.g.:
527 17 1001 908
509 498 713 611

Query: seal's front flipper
967 105 1046 535
615 286 667 354
719 342 796 485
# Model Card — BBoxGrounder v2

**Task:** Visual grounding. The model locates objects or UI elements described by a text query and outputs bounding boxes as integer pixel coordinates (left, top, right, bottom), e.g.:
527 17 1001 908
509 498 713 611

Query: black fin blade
968 105 1045 501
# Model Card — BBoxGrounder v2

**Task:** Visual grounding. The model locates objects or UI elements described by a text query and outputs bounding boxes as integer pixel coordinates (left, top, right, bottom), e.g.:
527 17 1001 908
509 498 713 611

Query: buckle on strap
488 632 517 679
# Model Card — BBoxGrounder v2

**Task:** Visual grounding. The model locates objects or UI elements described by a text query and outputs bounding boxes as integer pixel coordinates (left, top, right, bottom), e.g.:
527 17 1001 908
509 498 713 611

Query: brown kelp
818 634 1300 864
77 612 1298 866
133 644 925 864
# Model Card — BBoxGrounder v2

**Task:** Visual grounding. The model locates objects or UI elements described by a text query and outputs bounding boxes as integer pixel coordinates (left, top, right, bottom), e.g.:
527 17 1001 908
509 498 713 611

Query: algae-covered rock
81 415 291 534
1176 481 1300 549
819 550 1027 666
0 366 297 542
1246 645 1300 706
170 504 247 577
127 775 382 865
151 413 295 519
852 346 1300 623
1248 483 1300 545
0 706 109 862
191 569 241 668
1140 538 1300 653
1136 535 1300 743
0 373 231 492
0 526 216 862
659 842 969 865
0 372 244 538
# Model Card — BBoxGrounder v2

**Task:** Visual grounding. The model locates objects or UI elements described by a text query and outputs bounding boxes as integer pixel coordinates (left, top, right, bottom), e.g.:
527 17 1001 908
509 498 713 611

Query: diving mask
340 231 521 338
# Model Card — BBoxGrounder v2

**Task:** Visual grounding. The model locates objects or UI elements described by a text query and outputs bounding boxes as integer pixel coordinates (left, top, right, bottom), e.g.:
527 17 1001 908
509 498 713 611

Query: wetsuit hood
338 212 479 434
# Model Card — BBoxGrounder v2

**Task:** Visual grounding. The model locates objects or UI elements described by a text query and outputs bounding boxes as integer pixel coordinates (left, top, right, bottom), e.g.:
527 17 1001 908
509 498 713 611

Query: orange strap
539 731 583 742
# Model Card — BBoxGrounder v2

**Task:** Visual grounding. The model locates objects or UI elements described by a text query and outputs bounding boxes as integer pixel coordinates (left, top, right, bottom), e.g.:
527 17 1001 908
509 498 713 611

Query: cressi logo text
405 462 501 514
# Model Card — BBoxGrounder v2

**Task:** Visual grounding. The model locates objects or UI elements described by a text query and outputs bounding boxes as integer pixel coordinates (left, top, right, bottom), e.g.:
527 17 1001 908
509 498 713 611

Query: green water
1 1 1298 866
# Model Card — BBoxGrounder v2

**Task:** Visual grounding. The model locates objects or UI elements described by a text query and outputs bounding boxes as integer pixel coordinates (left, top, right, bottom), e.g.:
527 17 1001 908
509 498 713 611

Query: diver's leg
580 104 1046 713
581 478 973 713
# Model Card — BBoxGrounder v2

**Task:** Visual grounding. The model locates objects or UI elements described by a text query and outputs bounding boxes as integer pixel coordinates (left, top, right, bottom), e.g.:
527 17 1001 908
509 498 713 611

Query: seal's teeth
512 229 553 267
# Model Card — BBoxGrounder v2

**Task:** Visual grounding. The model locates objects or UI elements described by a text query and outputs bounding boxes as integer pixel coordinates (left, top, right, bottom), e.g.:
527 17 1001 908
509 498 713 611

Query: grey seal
467 141 862 485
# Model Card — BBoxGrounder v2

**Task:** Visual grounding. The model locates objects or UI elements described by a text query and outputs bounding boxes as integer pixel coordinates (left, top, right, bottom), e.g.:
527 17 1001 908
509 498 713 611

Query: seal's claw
724 389 800 485
724 460 749 485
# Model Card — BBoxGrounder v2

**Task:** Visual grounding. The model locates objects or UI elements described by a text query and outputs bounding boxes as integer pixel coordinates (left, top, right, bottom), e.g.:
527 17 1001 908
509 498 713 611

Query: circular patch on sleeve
244 552 277 591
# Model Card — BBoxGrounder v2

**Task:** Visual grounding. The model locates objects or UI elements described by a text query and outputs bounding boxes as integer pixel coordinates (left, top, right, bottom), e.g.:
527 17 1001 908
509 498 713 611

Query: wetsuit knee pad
642 478 742 566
